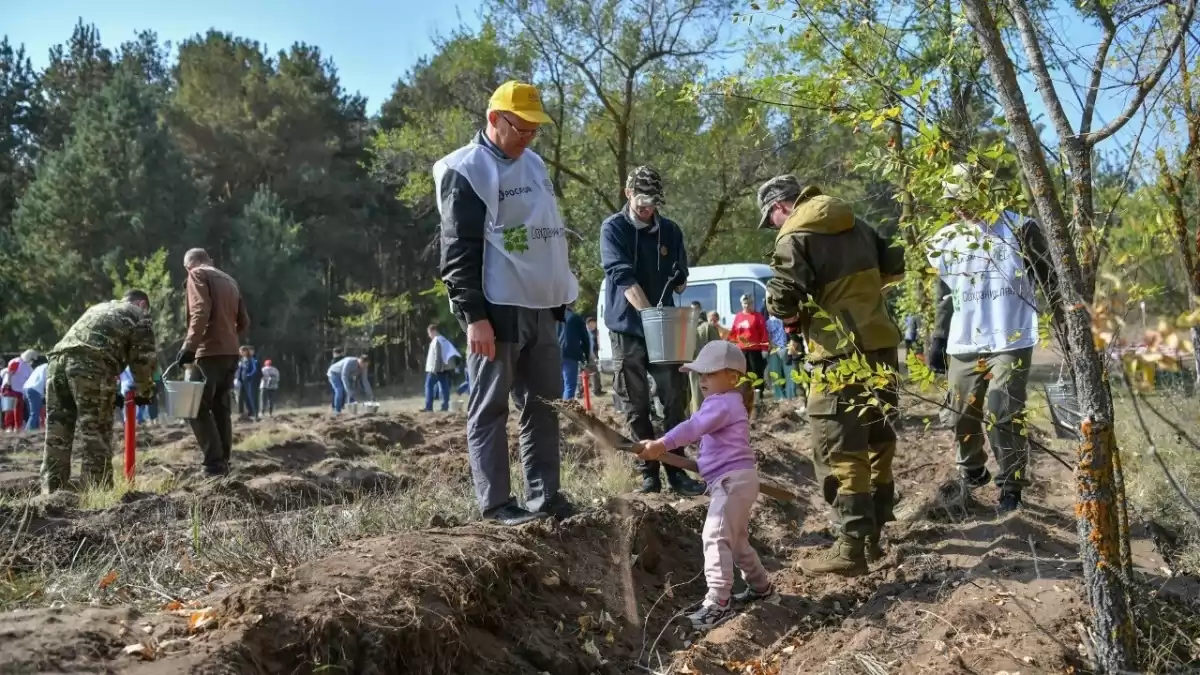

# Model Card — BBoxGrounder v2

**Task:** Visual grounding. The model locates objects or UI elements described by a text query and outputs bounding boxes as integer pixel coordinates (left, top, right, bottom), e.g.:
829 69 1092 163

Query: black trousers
611 332 690 481
743 349 766 392
187 355 238 472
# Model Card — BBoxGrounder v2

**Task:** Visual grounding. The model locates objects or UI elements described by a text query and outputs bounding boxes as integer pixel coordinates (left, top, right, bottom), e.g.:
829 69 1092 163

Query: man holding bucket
433 80 579 526
600 166 705 497
177 248 250 477
759 174 904 576
40 290 157 493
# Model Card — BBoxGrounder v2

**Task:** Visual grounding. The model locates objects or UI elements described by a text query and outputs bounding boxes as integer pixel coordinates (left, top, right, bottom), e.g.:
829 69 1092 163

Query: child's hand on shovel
634 439 667 460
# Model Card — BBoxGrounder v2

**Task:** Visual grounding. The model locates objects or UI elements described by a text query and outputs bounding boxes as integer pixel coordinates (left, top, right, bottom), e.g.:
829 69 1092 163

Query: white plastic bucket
163 363 206 420
640 306 701 364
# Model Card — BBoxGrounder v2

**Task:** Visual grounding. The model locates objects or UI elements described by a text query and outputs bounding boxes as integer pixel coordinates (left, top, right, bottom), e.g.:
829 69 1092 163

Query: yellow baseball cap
488 80 553 125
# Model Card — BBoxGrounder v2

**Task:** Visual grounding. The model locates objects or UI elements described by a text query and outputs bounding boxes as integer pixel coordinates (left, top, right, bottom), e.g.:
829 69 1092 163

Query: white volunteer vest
930 212 1038 355
433 141 579 309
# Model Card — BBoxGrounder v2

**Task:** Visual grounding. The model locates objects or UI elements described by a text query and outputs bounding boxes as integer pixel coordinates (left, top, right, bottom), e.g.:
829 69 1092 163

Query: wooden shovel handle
634 447 796 503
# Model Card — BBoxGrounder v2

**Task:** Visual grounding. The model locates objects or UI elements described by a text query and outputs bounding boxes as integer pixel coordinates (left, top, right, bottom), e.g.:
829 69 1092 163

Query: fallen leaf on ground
98 570 119 589
187 607 218 633
123 643 155 660
162 600 182 611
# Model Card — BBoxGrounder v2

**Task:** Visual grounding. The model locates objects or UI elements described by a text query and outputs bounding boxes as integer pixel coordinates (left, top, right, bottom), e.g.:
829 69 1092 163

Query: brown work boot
799 536 869 577
864 533 885 563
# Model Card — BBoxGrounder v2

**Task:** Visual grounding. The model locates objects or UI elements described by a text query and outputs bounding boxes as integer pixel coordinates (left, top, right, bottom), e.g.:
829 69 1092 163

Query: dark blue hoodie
558 309 590 363
600 207 689 337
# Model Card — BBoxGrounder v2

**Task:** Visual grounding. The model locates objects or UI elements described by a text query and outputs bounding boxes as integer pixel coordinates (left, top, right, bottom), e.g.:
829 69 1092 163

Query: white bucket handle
163 361 207 383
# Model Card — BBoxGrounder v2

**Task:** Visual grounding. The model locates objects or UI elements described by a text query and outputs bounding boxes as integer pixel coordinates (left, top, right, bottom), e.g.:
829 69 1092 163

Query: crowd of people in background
2 350 46 432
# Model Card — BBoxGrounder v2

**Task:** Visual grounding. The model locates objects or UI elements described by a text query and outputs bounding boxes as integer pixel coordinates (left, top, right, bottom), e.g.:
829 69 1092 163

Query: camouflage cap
756 174 804 229
626 166 666 207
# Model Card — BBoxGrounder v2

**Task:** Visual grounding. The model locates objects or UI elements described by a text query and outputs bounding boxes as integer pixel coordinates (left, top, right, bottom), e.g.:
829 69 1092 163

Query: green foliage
11 65 198 344
338 290 414 349
106 248 185 354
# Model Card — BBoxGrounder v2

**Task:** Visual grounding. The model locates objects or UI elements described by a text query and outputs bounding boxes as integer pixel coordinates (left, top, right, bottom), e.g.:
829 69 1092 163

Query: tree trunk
960 0 1136 669
1067 143 1099 301
1192 327 1200 388
890 117 926 316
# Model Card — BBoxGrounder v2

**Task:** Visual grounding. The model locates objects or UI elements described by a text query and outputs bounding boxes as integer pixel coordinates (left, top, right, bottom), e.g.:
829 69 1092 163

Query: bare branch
1086 0 1198 145
1004 0 1079 141
1077 0 1118 136
541 155 619 213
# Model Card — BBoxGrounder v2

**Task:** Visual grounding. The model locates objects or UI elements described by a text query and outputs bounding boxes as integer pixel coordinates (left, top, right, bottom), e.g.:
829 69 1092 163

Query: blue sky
4 0 1161 159
6 0 485 113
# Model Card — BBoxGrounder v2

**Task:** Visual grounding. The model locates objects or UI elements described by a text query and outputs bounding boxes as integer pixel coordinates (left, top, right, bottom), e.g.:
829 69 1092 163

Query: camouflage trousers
40 355 119 494
806 348 900 540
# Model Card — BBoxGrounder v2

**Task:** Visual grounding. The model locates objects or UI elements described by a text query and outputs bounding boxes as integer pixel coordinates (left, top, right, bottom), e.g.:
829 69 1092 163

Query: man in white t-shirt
434 81 579 526
928 163 1061 513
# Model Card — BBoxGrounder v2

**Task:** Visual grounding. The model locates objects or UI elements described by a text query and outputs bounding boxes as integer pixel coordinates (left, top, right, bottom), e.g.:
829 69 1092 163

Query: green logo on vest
503 225 529 253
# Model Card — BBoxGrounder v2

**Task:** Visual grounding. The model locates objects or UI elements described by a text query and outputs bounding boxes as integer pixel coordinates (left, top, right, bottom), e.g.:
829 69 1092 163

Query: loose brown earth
0 400 1196 674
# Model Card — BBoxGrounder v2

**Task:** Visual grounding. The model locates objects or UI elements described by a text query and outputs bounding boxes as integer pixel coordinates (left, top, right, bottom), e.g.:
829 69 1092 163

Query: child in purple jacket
635 340 776 631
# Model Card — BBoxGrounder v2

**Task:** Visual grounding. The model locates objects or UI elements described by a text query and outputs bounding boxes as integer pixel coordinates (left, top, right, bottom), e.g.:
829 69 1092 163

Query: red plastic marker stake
124 391 136 481
581 370 592 412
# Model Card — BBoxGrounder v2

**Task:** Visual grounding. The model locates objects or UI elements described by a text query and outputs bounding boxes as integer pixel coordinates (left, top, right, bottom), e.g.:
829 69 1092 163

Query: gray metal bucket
163 363 206 420
1045 378 1083 441
641 306 701 364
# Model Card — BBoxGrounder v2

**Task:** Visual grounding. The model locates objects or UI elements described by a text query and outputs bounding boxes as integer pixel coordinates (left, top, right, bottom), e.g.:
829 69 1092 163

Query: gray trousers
947 347 1033 490
466 308 563 514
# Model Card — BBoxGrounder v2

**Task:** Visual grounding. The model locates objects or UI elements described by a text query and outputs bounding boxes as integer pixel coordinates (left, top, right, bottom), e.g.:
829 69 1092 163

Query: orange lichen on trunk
1074 420 1124 570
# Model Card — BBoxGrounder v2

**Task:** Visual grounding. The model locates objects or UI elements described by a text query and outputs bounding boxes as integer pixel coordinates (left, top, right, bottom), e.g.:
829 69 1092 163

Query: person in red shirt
728 294 769 393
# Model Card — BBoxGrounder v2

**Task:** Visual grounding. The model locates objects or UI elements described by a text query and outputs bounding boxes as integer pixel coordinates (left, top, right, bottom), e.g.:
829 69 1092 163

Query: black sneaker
668 475 706 498
962 466 992 489
537 493 576 521
636 476 662 494
203 463 229 477
998 489 1022 514
687 600 736 632
484 503 549 526
733 582 778 604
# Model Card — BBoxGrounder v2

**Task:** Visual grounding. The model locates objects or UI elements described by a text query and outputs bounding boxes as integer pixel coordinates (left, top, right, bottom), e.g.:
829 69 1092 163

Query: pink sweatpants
703 468 770 604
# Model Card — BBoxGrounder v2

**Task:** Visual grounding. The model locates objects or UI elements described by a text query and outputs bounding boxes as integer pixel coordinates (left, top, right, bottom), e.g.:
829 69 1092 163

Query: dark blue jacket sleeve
439 168 488 325
571 315 590 361
600 218 637 289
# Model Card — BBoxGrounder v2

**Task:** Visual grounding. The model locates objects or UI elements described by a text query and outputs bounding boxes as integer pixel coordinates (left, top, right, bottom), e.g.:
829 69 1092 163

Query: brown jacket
766 187 903 360
184 265 249 357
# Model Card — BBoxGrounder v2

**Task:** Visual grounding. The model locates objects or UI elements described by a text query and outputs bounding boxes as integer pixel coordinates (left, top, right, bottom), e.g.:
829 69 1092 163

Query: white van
595 263 774 372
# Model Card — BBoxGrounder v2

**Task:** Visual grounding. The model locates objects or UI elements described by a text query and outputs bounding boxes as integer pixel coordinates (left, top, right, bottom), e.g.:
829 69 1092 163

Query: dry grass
76 472 180 511
234 426 309 452
1114 393 1200 575
1 436 641 614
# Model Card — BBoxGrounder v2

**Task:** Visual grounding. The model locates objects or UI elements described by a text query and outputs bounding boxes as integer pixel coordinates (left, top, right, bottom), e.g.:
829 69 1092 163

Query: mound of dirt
305 457 408 493
105 503 706 675
316 415 426 450
3 402 1197 675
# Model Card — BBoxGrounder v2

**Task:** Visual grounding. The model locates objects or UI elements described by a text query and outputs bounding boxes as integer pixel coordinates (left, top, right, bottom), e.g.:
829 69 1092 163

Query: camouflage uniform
41 300 157 493
760 176 904 575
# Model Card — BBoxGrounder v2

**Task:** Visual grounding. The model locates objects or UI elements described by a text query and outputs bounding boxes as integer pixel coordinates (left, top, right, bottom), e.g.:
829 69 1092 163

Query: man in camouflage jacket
40 290 158 493
758 175 904 577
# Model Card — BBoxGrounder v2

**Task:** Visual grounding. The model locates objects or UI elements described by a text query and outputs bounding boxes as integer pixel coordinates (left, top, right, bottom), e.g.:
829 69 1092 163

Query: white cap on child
680 341 747 374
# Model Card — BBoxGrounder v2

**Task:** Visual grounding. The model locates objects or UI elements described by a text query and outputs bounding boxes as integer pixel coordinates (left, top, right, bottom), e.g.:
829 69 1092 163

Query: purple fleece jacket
659 390 756 483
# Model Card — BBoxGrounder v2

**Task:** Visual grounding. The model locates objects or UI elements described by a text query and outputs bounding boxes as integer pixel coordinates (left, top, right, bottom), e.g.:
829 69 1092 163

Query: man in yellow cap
432 81 579 526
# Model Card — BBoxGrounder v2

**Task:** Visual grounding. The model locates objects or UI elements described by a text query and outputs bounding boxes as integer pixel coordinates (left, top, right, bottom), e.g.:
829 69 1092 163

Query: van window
675 283 718 316
730 280 766 314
